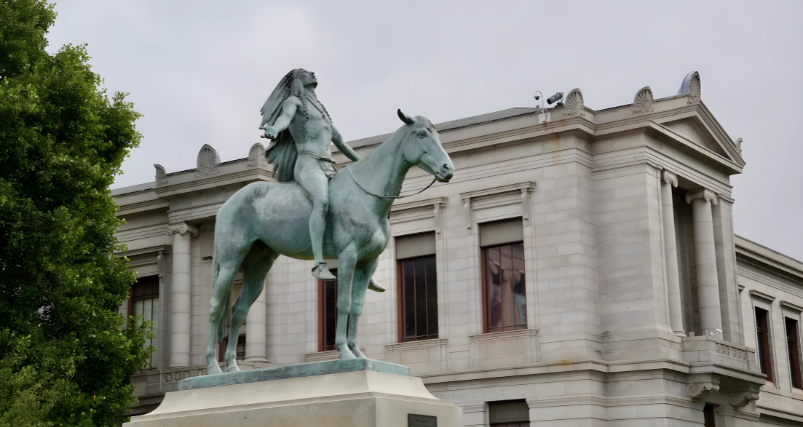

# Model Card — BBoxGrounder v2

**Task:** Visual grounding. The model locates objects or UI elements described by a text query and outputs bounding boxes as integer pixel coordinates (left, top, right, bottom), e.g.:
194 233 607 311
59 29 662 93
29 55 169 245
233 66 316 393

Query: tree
0 1 152 425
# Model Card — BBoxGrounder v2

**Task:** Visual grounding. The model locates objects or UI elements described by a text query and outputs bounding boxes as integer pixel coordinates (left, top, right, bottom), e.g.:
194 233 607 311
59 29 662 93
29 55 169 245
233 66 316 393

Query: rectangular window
786 317 802 389
399 255 438 342
703 404 716 427
129 275 159 368
489 400 530 427
755 307 773 380
483 242 527 333
319 270 338 352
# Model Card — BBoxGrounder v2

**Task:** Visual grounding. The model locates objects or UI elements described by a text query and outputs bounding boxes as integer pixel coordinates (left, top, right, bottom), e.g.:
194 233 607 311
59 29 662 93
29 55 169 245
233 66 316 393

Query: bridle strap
346 166 437 199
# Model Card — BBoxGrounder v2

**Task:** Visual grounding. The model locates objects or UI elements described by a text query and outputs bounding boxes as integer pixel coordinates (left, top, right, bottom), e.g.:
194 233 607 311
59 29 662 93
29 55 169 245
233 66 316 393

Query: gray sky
47 0 803 260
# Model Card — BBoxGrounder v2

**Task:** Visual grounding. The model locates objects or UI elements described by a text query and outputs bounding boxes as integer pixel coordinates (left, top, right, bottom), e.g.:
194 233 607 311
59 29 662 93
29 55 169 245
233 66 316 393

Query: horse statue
205 110 454 374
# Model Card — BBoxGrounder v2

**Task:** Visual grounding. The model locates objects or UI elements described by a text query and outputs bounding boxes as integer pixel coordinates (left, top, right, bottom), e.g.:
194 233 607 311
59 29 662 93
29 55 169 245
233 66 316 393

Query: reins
346 166 437 199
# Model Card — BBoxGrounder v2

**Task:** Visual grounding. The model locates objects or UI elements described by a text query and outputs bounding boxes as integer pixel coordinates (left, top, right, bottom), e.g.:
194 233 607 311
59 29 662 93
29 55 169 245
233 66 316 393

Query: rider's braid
300 95 309 140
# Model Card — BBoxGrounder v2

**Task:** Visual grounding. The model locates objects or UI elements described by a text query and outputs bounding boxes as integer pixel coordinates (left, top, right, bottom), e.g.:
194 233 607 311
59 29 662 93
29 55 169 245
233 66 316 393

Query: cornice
115 244 171 258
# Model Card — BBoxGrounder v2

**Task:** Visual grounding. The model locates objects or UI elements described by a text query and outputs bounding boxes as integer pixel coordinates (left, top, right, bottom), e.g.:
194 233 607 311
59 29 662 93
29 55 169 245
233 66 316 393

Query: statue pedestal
124 359 462 427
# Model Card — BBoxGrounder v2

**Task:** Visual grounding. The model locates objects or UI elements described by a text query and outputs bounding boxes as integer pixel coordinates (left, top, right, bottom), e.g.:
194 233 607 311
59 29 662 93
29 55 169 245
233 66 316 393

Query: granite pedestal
124 359 462 427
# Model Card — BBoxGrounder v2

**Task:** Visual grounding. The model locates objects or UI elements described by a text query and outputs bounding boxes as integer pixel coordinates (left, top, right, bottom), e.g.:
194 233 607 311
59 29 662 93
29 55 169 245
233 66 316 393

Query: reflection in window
130 276 159 368
484 243 526 333
400 255 438 341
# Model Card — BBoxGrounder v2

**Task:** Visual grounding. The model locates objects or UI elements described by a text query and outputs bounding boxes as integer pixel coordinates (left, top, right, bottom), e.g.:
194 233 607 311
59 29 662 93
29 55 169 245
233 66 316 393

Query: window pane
512 243 526 327
134 300 144 318
414 257 427 339
403 260 416 339
425 256 438 337
487 246 502 330
501 244 513 329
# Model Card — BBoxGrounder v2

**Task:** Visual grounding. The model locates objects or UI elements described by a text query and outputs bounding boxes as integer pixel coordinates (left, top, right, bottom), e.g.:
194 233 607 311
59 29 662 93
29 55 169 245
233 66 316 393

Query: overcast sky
46 0 803 259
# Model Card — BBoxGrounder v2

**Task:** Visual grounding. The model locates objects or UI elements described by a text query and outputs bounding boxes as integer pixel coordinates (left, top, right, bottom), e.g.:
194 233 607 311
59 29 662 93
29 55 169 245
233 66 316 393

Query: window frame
755 306 774 381
318 271 338 352
396 254 439 343
785 316 803 389
128 275 160 369
481 241 527 334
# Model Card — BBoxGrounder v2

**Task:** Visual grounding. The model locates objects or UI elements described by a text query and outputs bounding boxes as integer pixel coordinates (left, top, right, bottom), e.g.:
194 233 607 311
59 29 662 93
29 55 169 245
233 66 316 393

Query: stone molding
247 142 269 169
662 170 678 187
385 338 448 353
154 164 168 186
115 244 171 258
162 367 207 383
460 182 535 231
166 223 199 237
685 188 718 205
633 86 655 115
717 193 735 204
687 382 719 400
389 197 448 238
716 342 747 360
196 144 221 178
729 391 760 408
780 300 803 313
748 289 775 303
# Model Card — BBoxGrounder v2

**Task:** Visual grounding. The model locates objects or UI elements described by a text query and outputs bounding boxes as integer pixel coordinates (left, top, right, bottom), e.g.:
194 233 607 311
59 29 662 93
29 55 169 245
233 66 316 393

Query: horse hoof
207 364 223 375
226 364 240 373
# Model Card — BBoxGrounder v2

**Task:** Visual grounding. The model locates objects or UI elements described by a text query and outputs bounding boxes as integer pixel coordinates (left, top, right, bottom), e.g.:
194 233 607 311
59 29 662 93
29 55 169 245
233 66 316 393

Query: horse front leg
335 249 358 359
347 258 379 359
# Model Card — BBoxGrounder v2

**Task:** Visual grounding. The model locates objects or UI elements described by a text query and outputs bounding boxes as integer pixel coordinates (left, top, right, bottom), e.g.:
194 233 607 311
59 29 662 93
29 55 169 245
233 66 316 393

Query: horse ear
397 109 414 125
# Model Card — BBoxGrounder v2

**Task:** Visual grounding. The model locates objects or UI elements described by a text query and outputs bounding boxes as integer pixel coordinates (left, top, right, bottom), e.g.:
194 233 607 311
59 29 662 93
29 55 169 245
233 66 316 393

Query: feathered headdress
259 69 307 182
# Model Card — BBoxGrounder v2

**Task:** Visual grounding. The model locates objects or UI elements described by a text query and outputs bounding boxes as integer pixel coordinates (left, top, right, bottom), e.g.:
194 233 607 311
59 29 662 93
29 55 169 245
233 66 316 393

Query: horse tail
212 250 229 344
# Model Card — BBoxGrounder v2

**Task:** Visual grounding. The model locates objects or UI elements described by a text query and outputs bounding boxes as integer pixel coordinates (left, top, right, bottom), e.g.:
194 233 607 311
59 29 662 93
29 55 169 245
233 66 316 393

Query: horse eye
417 132 427 138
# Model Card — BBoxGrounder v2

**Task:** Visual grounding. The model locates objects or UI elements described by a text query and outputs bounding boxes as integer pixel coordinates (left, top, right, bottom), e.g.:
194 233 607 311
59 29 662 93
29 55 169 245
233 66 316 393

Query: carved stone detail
166 223 199 237
729 391 759 408
685 189 718 206
196 144 221 177
633 86 654 115
678 71 701 105
154 164 168 186
247 142 268 168
562 88 585 118
163 368 206 383
716 342 747 360
662 170 678 187
687 383 719 400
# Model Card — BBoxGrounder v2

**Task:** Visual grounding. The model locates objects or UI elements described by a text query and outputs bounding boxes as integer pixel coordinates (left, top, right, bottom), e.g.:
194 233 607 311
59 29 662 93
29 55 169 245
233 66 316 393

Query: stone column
244 281 268 363
685 189 722 336
167 223 198 367
661 171 685 336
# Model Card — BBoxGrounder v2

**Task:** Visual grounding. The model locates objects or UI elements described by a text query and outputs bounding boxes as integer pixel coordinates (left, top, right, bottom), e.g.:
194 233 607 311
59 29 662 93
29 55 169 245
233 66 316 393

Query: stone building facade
114 72 803 426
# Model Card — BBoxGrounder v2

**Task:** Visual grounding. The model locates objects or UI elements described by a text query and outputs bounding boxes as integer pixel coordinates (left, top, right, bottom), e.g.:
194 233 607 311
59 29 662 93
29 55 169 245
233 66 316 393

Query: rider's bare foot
368 279 386 293
312 262 336 281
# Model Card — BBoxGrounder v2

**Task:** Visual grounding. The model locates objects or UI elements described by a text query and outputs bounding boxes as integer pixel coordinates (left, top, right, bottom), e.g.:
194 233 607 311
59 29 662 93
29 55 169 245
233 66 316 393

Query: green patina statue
205 69 454 374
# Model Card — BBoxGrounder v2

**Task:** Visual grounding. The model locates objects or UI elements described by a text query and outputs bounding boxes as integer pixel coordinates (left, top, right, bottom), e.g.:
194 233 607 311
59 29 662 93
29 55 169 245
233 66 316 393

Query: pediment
662 118 728 157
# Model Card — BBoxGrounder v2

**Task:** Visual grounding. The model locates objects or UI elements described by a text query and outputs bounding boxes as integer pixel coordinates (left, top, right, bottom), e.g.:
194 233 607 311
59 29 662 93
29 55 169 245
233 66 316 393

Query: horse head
397 109 453 183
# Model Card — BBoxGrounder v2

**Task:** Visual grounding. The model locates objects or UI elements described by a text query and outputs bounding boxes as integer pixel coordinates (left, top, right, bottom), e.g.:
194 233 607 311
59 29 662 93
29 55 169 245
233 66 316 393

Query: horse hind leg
205 258 241 375
224 243 277 372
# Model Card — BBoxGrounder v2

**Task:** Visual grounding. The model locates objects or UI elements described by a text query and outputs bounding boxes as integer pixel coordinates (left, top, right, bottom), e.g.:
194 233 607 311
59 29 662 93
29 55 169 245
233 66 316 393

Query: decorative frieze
632 86 655 115
716 342 747 360
163 368 206 383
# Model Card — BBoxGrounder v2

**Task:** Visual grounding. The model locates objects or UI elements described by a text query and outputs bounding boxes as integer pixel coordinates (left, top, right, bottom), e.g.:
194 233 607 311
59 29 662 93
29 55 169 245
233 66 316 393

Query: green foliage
0 1 151 425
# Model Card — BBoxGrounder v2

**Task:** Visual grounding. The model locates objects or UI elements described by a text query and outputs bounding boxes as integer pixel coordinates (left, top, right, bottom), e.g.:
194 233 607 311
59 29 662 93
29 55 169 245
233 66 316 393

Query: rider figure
260 69 384 291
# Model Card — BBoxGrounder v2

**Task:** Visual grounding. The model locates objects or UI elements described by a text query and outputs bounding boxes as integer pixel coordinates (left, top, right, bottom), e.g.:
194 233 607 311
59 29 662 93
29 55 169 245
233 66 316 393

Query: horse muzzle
435 163 453 182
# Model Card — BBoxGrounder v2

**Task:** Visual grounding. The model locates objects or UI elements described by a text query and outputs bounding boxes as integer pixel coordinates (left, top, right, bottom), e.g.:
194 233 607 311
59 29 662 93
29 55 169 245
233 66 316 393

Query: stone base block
125 360 462 427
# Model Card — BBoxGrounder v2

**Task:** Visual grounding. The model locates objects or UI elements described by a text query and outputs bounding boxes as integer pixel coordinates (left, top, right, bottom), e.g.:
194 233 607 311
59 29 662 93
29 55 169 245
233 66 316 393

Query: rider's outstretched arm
332 126 360 162
262 97 299 137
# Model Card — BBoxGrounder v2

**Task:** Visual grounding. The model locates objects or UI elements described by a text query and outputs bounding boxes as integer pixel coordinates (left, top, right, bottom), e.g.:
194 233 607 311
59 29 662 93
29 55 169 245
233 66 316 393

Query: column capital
662 170 678 187
685 189 718 206
167 223 199 237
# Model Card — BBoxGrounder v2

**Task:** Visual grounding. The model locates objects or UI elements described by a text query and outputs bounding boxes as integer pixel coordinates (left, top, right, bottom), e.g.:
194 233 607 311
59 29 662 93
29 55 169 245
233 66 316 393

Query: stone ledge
179 359 409 391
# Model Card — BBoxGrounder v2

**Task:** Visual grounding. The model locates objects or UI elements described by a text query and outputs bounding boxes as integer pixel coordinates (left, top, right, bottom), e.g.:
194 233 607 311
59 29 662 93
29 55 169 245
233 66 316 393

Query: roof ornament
247 142 269 169
154 164 168 186
562 88 584 118
196 144 221 178
633 86 654 115
678 71 701 105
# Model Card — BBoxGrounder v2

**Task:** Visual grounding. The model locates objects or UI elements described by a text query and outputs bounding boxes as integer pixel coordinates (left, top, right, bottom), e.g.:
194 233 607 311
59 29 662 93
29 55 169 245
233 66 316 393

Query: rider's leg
224 244 277 372
348 258 379 358
294 157 335 280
